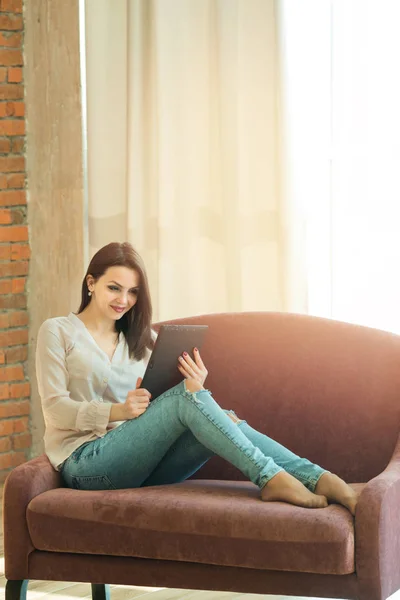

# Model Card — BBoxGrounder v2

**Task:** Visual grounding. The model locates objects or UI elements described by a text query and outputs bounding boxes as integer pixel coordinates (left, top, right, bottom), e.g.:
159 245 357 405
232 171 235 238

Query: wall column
24 0 85 456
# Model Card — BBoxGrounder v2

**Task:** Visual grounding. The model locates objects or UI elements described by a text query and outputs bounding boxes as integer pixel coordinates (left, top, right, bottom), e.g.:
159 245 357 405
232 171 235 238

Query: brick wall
0 0 31 483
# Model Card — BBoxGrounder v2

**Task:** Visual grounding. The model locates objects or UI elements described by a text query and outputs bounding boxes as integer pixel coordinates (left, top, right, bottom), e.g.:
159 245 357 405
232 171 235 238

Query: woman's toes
314 494 329 508
315 472 358 515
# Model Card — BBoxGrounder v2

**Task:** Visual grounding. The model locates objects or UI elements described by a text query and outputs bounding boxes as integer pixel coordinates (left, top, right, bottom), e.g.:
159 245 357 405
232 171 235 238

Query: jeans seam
177 386 275 486
284 465 327 491
308 471 327 491
71 474 117 490
284 466 315 483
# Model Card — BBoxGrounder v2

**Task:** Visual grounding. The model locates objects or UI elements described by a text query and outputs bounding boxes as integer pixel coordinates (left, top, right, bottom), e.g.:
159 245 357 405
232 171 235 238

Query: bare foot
261 470 328 508
314 472 358 516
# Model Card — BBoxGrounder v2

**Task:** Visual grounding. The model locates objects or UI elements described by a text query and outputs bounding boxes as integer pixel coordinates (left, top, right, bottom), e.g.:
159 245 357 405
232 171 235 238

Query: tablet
140 324 209 401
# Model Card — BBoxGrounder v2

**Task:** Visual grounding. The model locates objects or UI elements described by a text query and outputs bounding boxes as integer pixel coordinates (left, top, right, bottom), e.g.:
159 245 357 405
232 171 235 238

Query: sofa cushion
27 480 363 575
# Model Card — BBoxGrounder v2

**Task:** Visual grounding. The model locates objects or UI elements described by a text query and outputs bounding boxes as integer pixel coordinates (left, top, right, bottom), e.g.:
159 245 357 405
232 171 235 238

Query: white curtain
279 0 400 333
277 0 332 316
84 0 292 322
331 0 400 333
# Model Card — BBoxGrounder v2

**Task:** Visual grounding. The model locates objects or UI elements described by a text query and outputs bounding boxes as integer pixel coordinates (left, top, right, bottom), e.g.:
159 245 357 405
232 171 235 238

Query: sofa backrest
156 312 400 484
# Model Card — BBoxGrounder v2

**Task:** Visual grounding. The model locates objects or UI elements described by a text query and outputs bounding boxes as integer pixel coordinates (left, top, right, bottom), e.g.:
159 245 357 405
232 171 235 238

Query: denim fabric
61 380 326 492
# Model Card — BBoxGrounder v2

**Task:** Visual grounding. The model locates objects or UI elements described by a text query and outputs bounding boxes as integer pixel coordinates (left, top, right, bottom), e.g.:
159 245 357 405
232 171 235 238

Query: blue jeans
61 380 326 492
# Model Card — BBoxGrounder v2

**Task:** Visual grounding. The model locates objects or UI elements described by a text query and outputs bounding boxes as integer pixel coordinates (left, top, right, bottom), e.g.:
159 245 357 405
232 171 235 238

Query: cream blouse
36 312 156 470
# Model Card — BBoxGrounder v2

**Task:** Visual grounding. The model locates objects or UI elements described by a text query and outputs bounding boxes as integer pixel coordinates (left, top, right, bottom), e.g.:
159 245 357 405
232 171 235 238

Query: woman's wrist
109 403 125 422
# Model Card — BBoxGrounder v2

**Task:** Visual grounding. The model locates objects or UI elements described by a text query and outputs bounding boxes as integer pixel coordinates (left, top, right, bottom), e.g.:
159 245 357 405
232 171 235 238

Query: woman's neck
78 304 117 336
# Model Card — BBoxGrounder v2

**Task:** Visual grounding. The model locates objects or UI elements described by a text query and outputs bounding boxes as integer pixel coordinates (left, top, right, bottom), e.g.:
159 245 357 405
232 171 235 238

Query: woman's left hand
178 348 208 386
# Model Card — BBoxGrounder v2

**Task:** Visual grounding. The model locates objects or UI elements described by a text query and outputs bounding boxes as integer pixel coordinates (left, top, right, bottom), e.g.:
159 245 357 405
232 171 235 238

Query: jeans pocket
71 474 116 490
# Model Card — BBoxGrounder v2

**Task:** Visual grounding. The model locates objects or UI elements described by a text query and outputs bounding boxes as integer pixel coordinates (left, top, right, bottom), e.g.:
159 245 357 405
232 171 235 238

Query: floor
0 485 298 600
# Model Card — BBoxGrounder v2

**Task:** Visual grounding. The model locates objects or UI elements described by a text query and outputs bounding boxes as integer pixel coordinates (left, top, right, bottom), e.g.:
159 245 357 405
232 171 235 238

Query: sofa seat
27 479 363 575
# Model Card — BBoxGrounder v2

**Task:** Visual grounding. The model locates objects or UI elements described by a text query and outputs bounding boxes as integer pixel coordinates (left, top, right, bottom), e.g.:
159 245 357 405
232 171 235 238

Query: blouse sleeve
36 321 111 434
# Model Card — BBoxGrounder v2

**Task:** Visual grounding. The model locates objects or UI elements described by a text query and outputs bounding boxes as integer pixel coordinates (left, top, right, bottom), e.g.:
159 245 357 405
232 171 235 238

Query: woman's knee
183 378 204 393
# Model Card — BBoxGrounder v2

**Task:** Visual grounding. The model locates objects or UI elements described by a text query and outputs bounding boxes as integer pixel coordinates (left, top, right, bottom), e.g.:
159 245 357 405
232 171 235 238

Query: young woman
36 242 358 514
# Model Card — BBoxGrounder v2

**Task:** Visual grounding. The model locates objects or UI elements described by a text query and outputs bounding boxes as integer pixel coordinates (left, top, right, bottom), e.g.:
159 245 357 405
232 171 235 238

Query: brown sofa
4 312 400 600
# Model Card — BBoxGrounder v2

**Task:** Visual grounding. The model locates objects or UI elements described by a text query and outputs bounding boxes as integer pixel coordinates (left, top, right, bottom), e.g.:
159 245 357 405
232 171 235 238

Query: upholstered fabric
27 480 362 575
3 454 62 580
355 436 400 600
28 551 360 598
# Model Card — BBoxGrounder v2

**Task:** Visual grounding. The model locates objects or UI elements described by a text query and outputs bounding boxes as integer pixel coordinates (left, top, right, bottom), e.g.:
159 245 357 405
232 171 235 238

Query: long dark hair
77 242 155 361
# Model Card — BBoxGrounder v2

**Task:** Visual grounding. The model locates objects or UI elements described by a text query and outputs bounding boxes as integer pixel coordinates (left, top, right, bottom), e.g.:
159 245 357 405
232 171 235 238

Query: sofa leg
91 583 111 600
5 580 29 600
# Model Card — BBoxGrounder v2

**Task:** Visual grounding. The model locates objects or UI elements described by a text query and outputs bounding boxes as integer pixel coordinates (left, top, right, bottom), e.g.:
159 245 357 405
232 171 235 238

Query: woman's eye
108 286 138 294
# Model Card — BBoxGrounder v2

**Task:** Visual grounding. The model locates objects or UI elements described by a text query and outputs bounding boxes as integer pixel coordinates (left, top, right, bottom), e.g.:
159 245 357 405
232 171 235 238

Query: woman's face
87 266 140 321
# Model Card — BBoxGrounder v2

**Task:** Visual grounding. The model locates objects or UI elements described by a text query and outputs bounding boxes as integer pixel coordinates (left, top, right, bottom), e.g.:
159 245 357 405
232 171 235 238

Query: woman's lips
111 306 125 313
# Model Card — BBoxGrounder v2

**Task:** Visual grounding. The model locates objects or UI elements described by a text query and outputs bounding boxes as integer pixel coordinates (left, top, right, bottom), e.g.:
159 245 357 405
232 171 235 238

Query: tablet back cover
141 324 208 400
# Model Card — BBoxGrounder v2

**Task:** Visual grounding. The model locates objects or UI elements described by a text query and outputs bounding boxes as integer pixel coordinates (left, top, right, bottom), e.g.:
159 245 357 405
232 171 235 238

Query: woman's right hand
109 377 151 422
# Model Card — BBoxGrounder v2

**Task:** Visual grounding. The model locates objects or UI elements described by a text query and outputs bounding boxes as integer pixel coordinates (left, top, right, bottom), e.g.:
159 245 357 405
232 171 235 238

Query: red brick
0 67 6 82
0 119 25 136
0 293 26 309
0 101 24 117
0 14 23 30
0 0 23 13
9 382 30 398
0 328 28 347
0 437 11 452
0 137 10 153
13 451 27 465
0 49 23 66
0 400 29 418
11 276 25 293
0 32 22 48
0 261 28 277
13 433 31 450
10 310 28 327
0 365 24 381
0 312 9 328
6 172 24 188
5 345 27 363
0 279 11 294
0 84 23 100
0 419 13 435
7 66 22 82
0 382 9 399
11 136 24 153
0 451 26 470
0 225 28 241
11 243 29 260
13 416 28 433
10 206 24 223
0 244 10 259
0 349 4 363
0 454 12 470
0 155 24 172
0 190 26 204
0 207 11 223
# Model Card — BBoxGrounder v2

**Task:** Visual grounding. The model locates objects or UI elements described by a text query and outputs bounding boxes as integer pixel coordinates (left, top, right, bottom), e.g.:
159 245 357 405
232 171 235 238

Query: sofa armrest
3 453 62 581
355 435 400 600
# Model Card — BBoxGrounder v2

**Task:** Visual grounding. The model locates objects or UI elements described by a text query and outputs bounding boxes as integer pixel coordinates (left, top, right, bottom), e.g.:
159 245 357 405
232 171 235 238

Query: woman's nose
118 292 128 304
